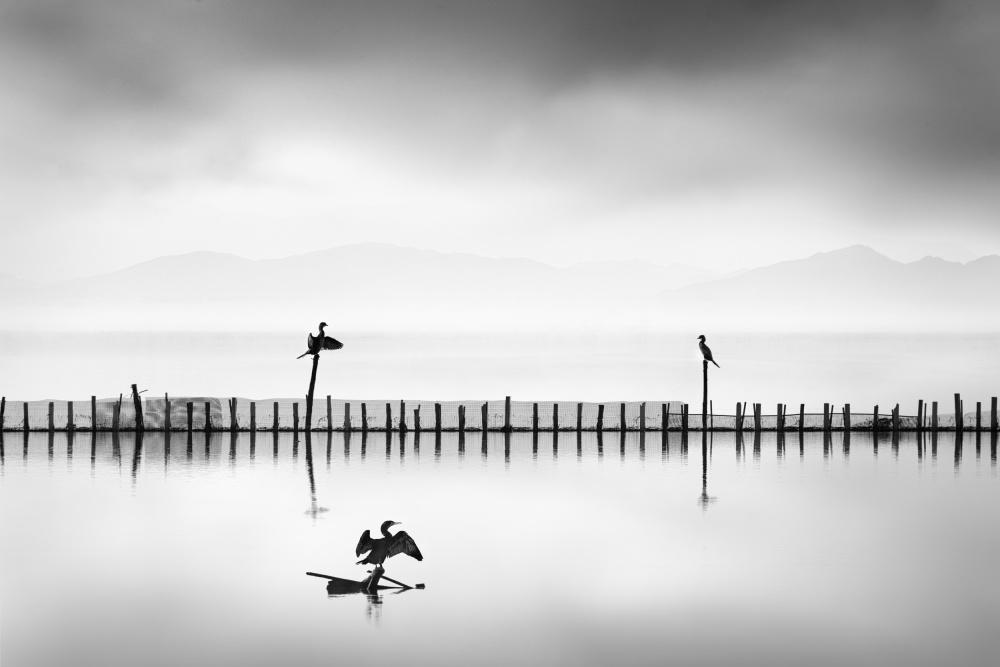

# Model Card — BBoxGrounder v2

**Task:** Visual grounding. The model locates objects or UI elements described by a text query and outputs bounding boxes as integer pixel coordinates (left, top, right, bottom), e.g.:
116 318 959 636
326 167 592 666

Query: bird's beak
391 521 401 526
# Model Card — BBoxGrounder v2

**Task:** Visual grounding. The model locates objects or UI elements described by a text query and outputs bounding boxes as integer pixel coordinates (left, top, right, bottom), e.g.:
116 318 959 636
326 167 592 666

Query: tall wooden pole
702 360 708 432
305 354 320 431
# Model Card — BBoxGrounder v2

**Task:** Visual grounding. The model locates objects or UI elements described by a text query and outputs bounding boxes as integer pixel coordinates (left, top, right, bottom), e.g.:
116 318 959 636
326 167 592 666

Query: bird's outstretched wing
388 531 423 561
322 336 344 351
355 529 373 557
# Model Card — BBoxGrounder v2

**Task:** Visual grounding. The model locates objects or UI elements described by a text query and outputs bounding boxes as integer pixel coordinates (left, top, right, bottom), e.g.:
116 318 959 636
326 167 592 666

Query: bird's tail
296 351 310 360
712 360 721 368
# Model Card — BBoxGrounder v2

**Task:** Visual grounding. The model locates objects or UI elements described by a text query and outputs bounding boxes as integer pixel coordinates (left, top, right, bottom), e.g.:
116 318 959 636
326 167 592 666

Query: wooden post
164 394 171 432
387 403 393 431
932 401 938 432
48 402 54 432
640 402 646 435
113 394 122 433
976 402 982 432
736 402 742 432
206 401 213 432
776 403 783 434
273 402 279 432
230 398 238 431
67 401 74 433
682 404 688 432
305 354 319 431
327 396 333 433
662 403 668 432
131 384 144 433
553 403 559 431
187 402 194 432
415 406 422 432
24 402 29 432
597 404 605 432
400 401 407 433
754 404 761 434
873 405 878 434
577 403 583 433
619 403 626 432
0 396 5 431
917 400 924 432
344 403 351 433
91 396 97 432
532 403 539 433
844 404 851 431
458 405 465 433
361 403 368 434
434 403 441 434
955 393 963 432
292 402 299 433
823 403 829 433
702 360 708 433
481 403 487 431
504 396 511 433
250 402 256 431
992 397 998 433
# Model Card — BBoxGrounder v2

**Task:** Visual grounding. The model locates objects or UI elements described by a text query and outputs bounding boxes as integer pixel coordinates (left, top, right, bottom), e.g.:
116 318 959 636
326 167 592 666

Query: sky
2 0 999 282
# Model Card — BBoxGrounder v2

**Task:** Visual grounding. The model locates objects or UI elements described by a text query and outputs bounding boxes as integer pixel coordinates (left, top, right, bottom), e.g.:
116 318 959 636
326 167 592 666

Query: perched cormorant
698 335 720 368
297 321 344 359
356 521 423 567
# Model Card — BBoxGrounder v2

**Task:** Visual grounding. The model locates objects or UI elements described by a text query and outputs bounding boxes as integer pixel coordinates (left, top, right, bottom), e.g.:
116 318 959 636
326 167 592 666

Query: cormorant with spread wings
356 521 424 567
297 321 344 359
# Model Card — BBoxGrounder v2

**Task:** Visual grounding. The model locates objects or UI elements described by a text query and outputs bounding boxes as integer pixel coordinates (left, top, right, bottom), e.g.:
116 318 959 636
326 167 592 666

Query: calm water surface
2 430 998 667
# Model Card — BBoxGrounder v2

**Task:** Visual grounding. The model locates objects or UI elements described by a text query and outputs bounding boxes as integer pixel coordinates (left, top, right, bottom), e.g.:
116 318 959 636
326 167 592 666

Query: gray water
2 430 998 667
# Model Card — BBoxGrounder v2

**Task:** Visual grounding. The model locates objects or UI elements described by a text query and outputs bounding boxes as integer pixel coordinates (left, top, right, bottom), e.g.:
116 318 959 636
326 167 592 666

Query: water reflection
698 431 717 510
303 433 328 519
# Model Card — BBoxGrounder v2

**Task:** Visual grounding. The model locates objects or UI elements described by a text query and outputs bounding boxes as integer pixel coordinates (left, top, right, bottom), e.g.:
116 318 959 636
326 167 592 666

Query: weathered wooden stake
230 398 238 431
344 403 351 432
113 395 122 433
91 396 97 432
292 402 299 432
400 401 407 433
893 404 899 434
776 403 783 434
577 403 583 433
702 360 708 432
48 402 54 432
273 402 279 431
736 402 743 432
504 396 511 433
0 396 5 431
206 401 213 432
640 402 646 435
131 384 144 433
187 402 194 432
662 403 669 432
434 403 441 433
361 403 368 434
250 402 257 431
597 404 605 432
976 401 982 432
620 403 627 432
872 405 878 434
481 403 487 432
955 393 963 432
754 404 761 434
24 402 29 432
799 404 805 433
304 354 319 431
844 403 851 431
387 403 393 431
458 405 465 432
67 401 74 433
992 397 998 433
917 400 924 432
553 403 559 431
932 401 938 432
327 396 333 433
682 404 689 432
415 406 421 431
823 403 830 432
532 403 539 433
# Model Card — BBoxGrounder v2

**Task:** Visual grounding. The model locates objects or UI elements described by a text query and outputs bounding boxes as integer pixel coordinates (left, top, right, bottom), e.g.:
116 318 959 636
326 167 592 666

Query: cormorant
356 521 423 567
698 335 720 368
297 321 344 359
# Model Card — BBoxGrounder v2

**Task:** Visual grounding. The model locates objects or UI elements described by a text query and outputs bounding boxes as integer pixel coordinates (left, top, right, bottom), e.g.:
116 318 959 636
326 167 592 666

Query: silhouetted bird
297 321 344 359
356 521 423 567
698 335 720 368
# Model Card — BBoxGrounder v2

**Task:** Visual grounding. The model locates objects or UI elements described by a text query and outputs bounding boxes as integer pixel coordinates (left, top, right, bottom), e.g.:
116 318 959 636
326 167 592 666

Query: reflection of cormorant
297 322 344 359
697 335 720 368
356 521 424 566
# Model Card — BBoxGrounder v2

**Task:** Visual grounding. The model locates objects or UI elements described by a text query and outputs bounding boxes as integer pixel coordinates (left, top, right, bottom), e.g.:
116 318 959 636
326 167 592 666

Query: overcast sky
2 0 999 281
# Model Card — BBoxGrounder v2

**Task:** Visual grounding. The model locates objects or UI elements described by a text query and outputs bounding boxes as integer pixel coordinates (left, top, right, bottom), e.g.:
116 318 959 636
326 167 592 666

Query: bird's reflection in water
365 593 383 625
303 433 328 519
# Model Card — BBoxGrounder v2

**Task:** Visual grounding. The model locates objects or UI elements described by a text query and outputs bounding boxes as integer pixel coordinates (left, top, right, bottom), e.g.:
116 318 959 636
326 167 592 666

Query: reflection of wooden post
955 394 963 432
597 404 604 432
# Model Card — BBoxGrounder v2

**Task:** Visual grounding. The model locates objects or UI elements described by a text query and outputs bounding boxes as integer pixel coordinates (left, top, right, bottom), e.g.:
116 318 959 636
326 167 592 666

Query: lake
1 331 998 414
2 430 998 666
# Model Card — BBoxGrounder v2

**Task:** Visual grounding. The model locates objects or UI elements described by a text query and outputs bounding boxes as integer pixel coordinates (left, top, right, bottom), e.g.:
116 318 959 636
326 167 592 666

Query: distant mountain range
1 243 997 332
